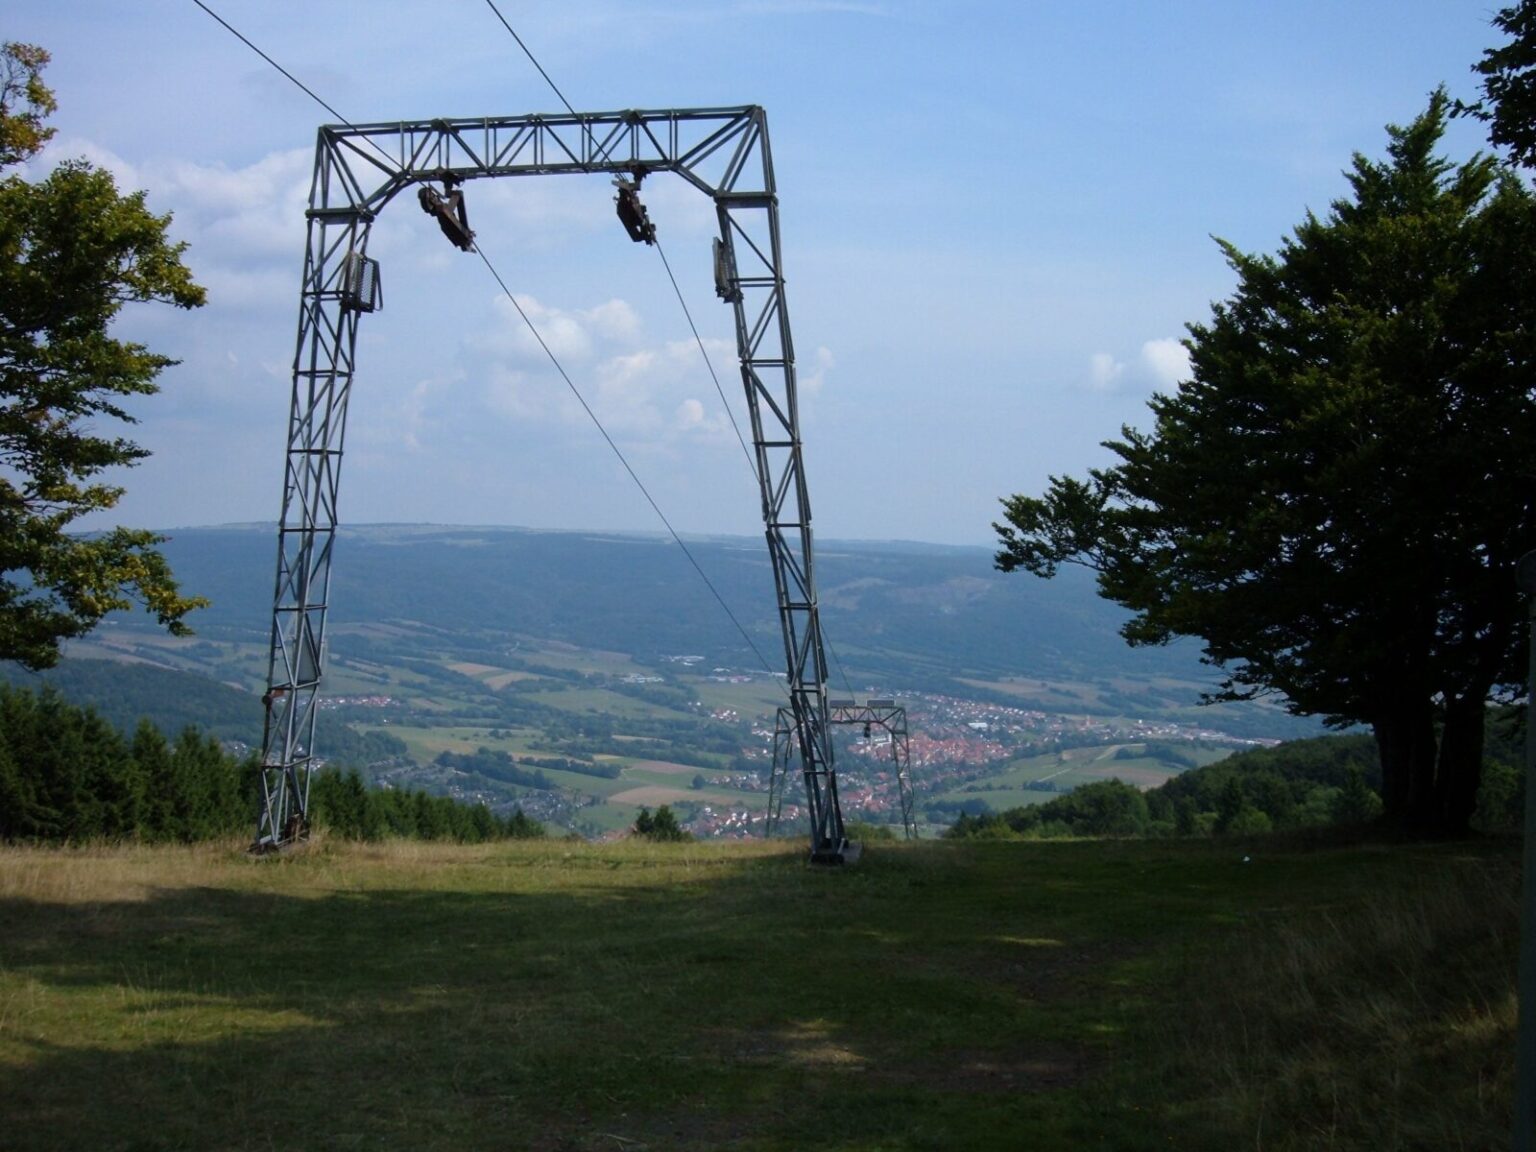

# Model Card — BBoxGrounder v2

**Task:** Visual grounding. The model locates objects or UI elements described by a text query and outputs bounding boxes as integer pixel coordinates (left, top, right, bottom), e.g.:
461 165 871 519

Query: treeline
0 685 545 846
947 729 1524 841
521 754 621 780
0 658 260 742
1146 734 1386 837
321 722 410 769
1 659 412 773
309 768 546 842
0 684 252 842
435 748 558 791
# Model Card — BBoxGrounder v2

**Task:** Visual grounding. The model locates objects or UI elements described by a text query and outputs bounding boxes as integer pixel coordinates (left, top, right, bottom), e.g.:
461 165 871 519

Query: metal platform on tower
767 697 918 847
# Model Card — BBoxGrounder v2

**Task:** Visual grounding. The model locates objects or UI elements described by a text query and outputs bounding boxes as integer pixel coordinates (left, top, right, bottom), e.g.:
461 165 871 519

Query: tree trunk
1433 695 1486 837
1373 693 1487 838
1371 697 1439 834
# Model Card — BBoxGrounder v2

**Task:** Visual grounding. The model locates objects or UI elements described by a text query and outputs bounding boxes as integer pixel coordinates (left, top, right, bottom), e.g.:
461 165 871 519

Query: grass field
0 836 1516 1151
927 742 1228 811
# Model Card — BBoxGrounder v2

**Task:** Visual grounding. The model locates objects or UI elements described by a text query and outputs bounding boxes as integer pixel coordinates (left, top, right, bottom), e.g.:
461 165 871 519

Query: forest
0 685 545 845
946 720 1526 841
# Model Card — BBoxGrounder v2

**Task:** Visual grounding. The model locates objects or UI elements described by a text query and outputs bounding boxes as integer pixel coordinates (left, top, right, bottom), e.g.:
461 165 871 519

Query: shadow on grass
0 837 1483 1151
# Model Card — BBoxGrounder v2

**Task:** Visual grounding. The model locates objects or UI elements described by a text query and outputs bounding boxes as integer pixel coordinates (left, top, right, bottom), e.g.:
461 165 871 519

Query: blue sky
6 1 1507 545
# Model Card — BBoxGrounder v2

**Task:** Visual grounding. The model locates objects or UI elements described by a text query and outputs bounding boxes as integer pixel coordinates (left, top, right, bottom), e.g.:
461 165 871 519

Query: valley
12 523 1316 838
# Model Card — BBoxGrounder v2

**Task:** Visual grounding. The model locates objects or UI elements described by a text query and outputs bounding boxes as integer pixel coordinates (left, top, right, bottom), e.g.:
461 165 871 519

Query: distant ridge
97 522 1317 741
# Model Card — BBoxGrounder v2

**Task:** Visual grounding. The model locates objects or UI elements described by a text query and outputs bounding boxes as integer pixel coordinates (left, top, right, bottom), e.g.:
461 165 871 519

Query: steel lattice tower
256 107 853 861
767 699 917 843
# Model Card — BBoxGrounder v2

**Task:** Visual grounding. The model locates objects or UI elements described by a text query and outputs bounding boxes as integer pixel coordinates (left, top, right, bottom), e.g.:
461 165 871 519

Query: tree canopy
0 42 207 670
994 92 1536 837
633 804 691 842
1461 2 1536 169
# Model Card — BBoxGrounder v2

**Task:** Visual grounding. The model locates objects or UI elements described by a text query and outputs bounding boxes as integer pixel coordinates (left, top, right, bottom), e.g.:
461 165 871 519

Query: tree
0 43 207 670
1045 779 1149 838
994 93 1536 837
131 720 176 840
633 804 691 842
0 43 54 167
1332 766 1385 827
1460 2 1536 168
504 806 546 839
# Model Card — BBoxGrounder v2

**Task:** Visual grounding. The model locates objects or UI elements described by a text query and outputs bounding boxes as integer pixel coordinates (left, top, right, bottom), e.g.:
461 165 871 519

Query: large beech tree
0 44 207 669
994 92 1536 837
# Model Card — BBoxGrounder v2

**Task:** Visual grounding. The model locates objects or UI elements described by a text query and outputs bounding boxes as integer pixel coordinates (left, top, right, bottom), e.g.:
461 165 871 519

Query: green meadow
0 835 1515 1150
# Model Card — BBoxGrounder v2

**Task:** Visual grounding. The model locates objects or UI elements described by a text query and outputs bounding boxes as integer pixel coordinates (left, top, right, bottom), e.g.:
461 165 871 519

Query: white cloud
28 136 137 187
1085 351 1125 392
475 294 642 366
156 151 311 257
585 298 644 342
347 370 464 462
33 139 314 321
800 346 835 397
482 363 547 424
1140 337 1192 389
454 290 749 456
671 394 740 444
39 139 312 257
1079 338 1190 393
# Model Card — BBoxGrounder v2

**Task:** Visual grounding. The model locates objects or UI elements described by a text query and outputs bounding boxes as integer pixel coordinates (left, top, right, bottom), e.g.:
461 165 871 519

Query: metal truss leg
714 135 851 863
255 211 372 850
765 706 795 837
889 712 918 840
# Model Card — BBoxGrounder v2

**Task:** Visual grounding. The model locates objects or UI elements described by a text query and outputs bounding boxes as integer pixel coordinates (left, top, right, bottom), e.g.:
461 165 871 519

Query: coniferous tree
32 688 89 839
634 804 691 842
505 807 545 839
131 720 175 840
0 734 35 840
82 708 137 839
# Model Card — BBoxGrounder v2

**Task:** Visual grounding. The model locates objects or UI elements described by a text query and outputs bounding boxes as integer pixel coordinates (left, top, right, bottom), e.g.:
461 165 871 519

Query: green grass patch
514 645 650 676
569 801 645 833
930 786 1062 810
686 676 791 714
0 837 1514 1150
928 749 1107 809
362 725 511 761
524 685 696 719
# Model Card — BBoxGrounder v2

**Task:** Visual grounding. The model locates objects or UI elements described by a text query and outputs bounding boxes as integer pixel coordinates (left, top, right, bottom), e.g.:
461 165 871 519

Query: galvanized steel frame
257 107 849 859
767 700 917 842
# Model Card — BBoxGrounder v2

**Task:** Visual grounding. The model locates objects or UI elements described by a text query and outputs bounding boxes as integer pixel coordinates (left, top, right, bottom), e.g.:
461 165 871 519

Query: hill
99 523 1314 733
16 524 1329 836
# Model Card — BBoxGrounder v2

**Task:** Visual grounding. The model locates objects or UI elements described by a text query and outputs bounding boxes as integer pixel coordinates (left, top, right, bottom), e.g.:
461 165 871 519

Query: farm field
10 623 1266 841
926 742 1233 812
0 835 1515 1151
9 525 1318 840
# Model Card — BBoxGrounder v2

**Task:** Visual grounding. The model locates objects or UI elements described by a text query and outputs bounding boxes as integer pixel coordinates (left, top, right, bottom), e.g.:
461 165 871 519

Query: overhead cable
473 247 785 685
478 0 858 700
192 0 785 686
